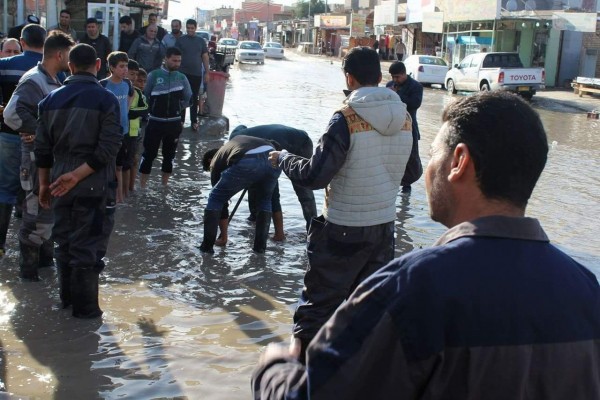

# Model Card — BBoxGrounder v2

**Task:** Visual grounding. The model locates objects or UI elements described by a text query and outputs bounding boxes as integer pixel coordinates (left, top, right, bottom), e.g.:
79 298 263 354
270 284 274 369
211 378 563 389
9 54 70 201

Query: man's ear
448 143 471 182
95 58 101 73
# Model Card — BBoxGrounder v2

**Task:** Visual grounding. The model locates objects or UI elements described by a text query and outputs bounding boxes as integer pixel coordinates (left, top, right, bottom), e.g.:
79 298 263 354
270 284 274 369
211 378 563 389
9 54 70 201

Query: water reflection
0 51 598 398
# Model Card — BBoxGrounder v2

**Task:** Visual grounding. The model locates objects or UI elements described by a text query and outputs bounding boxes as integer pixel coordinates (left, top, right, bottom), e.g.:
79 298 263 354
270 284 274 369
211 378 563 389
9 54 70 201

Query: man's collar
435 215 549 246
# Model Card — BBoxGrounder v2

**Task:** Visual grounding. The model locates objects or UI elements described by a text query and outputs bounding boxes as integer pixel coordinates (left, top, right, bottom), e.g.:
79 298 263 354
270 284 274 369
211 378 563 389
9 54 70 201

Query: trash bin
206 71 229 117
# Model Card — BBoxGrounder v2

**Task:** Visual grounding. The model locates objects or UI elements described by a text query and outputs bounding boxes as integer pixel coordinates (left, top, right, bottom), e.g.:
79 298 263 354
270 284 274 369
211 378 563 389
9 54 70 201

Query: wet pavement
0 49 598 399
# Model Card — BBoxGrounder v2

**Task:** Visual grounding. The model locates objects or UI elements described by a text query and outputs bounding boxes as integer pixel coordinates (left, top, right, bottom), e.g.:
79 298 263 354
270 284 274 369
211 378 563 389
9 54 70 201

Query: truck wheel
447 79 457 94
480 82 490 91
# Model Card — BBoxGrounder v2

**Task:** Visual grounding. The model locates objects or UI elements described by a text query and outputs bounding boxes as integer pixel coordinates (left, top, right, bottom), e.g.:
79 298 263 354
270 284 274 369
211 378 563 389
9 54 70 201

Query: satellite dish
506 0 518 11
525 0 537 10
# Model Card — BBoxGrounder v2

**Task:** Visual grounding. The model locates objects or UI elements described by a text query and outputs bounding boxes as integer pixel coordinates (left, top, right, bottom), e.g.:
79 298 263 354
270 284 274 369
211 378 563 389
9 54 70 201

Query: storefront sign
407 0 435 24
422 11 444 33
374 2 396 26
314 15 347 28
439 0 500 22
552 12 597 32
351 13 366 37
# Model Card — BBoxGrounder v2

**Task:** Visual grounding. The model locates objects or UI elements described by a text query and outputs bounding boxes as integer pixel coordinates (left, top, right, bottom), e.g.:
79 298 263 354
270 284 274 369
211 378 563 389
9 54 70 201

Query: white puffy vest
323 105 413 227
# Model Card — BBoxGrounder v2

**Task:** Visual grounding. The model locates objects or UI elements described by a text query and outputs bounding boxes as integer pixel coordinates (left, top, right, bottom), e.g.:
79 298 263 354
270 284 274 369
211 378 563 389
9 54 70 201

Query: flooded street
1 50 598 399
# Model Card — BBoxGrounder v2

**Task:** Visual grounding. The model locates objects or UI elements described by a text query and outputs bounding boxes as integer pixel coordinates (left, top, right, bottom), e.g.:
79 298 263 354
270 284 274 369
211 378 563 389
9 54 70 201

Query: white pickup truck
445 52 545 99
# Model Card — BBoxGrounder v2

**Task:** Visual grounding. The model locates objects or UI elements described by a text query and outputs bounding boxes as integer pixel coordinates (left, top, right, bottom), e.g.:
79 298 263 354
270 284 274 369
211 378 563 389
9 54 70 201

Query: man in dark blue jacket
387 61 423 192
252 91 600 399
36 44 122 319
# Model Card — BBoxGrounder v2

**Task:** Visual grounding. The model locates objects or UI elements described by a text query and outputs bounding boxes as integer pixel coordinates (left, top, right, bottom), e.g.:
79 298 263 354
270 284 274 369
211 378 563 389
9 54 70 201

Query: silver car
235 41 265 64
263 42 285 59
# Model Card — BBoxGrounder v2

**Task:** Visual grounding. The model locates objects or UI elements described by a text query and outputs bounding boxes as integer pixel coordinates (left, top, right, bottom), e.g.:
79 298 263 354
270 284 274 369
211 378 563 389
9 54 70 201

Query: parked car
218 38 238 48
235 41 265 64
195 30 210 44
444 52 545 99
403 55 449 87
263 42 285 59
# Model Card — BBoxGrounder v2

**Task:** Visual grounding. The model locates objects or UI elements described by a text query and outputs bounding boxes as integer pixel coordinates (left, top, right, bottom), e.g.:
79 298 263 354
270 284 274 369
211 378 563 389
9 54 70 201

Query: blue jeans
207 152 281 212
0 132 22 204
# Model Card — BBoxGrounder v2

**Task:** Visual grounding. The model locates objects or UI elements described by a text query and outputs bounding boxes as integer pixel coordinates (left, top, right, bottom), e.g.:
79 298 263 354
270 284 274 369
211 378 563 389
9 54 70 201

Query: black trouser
181 74 202 124
293 217 395 348
139 120 183 175
401 134 423 186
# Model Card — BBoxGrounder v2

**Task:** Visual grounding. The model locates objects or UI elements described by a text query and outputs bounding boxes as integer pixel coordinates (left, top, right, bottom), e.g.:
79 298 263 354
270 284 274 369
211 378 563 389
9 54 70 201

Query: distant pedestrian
36 43 122 318
139 13 167 41
118 16 139 53
139 47 191 188
3 31 73 280
162 19 183 49
128 24 166 72
395 38 406 61
386 61 423 192
80 18 111 80
126 62 148 192
48 9 78 41
175 19 210 131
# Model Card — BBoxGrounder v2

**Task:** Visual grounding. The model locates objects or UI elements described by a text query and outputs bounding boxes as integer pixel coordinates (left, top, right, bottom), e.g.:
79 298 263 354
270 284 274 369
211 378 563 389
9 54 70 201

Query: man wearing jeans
200 135 281 254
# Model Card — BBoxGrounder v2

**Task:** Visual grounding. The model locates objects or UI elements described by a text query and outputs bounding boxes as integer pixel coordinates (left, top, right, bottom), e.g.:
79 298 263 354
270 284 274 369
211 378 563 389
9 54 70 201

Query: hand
258 342 294 366
39 184 51 209
204 71 211 83
268 151 281 167
49 172 79 197
20 132 35 144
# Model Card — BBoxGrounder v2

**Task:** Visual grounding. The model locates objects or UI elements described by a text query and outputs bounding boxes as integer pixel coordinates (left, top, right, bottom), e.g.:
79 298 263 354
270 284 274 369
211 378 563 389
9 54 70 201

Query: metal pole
228 189 248 223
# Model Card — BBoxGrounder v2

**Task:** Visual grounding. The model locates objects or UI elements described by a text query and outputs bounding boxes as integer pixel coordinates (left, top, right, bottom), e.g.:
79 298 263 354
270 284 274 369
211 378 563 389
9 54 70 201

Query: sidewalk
290 48 600 112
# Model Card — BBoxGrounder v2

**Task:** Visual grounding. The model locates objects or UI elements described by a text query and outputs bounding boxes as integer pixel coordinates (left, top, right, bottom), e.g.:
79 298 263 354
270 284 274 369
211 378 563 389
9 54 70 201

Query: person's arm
35 102 54 209
201 40 211 82
182 74 192 106
399 79 423 111
269 113 350 190
127 38 139 61
3 79 44 134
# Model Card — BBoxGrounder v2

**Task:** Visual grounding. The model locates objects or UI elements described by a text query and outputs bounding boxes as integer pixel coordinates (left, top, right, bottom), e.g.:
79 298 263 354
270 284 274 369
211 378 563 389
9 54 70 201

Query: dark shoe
253 211 272 253
19 241 40 282
0 203 13 255
200 209 221 253
247 214 256 223
401 185 412 193
57 262 72 308
71 267 103 319
38 240 55 268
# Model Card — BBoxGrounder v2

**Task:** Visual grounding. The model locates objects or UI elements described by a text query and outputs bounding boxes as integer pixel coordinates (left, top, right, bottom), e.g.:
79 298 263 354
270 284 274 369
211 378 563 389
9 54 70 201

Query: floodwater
0 50 598 399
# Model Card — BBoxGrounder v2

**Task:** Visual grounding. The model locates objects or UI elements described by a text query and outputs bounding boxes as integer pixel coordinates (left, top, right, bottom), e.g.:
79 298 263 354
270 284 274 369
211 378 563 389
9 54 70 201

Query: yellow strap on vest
339 105 374 135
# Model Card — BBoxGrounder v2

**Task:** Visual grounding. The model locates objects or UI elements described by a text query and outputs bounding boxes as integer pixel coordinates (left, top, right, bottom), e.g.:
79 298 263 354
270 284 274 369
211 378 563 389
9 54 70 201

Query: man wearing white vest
269 46 413 359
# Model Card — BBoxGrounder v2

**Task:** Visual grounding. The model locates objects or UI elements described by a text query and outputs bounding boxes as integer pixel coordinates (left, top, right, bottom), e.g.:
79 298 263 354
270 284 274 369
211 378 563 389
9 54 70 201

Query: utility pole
307 0 311 43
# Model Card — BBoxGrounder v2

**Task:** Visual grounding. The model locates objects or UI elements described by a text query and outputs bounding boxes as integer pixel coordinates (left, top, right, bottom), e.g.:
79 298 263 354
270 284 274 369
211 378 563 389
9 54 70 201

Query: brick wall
582 20 600 77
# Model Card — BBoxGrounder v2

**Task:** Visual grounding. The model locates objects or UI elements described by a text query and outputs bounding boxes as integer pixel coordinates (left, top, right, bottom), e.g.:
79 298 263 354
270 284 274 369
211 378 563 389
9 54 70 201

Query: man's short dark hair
85 17 98 26
186 19 198 28
128 59 139 71
69 43 98 70
389 61 407 75
59 9 71 16
342 46 380 86
172 19 182 25
43 31 75 57
119 16 133 25
441 91 548 208
166 47 182 58
21 24 46 48
202 148 219 171
149 13 158 19
107 51 129 67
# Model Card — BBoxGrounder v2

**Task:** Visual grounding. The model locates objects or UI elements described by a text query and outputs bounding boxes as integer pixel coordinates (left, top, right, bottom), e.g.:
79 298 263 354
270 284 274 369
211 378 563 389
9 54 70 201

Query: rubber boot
19 241 40 282
71 267 103 319
57 261 72 309
200 209 221 253
253 211 272 253
0 203 13 257
38 240 55 268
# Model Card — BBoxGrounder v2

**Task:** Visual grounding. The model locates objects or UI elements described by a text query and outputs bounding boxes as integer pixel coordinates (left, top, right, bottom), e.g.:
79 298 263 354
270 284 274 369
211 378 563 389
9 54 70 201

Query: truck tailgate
502 68 544 85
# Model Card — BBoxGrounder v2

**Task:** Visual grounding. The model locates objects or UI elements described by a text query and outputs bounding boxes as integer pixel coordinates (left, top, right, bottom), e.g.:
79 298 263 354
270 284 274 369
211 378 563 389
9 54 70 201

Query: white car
217 38 238 48
263 42 285 59
235 41 265 64
403 55 449 87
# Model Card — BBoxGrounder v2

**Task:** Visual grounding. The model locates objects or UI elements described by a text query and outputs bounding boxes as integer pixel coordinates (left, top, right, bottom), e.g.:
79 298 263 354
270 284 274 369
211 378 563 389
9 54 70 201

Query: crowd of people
0 14 599 399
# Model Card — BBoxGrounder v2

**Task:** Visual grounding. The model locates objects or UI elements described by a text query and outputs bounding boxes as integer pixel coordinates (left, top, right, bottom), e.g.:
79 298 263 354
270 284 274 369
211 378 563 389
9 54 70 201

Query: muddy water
0 51 598 399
